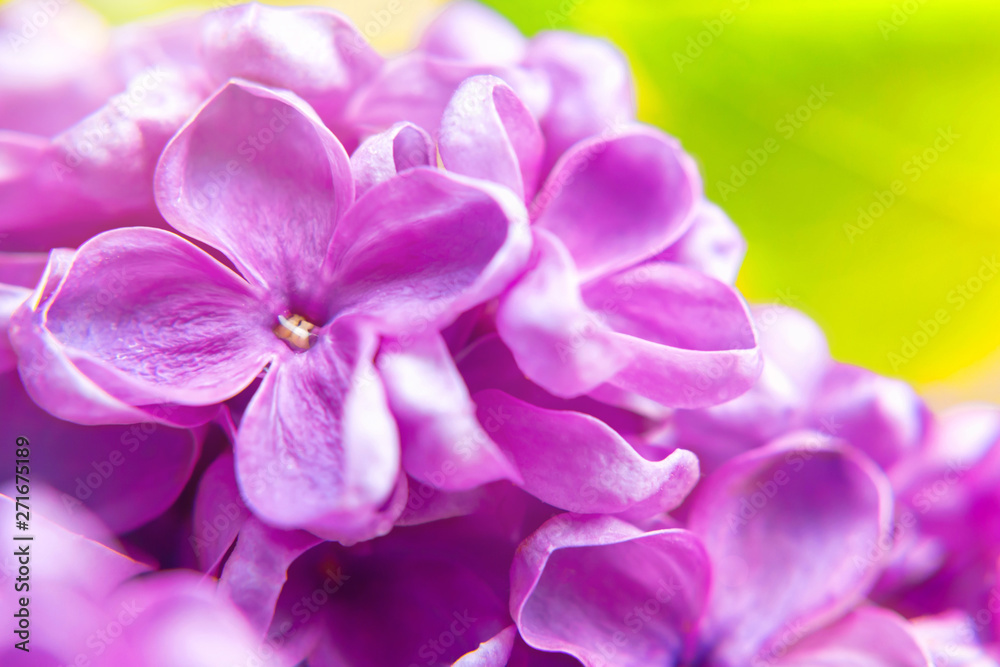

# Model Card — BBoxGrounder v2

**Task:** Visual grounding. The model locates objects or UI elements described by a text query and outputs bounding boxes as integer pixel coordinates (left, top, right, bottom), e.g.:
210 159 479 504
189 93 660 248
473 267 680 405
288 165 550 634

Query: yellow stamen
274 313 316 350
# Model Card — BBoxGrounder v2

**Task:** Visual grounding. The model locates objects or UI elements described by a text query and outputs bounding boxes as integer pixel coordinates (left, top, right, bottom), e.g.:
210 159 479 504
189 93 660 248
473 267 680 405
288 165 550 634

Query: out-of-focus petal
0 370 201 533
346 53 550 138
219 518 321 635
653 200 746 285
191 451 250 573
773 607 932 667
453 625 519 666
806 363 930 469
511 514 709 667
200 3 381 144
689 432 894 667
420 2 526 66
439 75 544 201
523 31 635 172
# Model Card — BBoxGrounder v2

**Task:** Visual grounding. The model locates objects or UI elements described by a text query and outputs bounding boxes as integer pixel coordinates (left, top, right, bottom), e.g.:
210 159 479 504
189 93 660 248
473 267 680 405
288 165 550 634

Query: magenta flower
430 75 762 408
13 79 530 539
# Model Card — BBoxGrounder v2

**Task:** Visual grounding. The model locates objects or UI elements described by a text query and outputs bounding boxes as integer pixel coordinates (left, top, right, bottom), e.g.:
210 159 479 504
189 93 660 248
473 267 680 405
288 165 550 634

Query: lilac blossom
11 79 531 540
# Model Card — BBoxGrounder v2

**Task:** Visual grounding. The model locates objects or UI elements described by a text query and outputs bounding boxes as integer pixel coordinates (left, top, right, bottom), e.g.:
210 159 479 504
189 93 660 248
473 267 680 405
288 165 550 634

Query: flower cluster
0 1 996 665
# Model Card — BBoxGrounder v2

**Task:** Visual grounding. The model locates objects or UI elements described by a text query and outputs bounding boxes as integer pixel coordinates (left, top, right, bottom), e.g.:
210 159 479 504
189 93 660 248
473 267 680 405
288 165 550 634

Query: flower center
274 313 316 350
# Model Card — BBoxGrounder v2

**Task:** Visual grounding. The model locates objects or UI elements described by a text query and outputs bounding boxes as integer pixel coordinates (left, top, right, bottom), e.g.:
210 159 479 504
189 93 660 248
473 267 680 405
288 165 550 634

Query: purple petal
910 610 997 667
673 305 831 473
474 389 698 515
533 127 700 283
453 625 519 666
379 333 520 490
773 607 932 667
523 31 635 173
31 227 276 410
806 363 930 469
346 53 550 138
0 370 201 533
587 261 762 408
0 0 119 136
200 3 381 143
439 75 544 201
191 451 251 573
511 514 709 667
653 200 747 285
350 121 435 198
236 319 400 540
10 247 214 426
420 2 527 66
155 79 353 311
219 518 321 635
495 230 631 398
324 168 531 334
689 432 894 666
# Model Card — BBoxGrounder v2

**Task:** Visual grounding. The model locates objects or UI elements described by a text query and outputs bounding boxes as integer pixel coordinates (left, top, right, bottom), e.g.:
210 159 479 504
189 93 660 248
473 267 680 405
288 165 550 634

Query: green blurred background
77 0 1000 406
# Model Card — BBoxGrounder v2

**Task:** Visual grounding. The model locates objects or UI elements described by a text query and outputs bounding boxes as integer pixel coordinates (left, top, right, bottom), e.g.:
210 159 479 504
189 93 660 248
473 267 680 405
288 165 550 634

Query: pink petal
379 333 520 490
236 319 400 540
155 79 353 311
350 121 435 198
420 2 527 66
474 388 699 515
324 168 531 334
190 451 250 573
689 432 894 666
495 230 631 398
523 31 635 173
511 514 709 667
533 128 699 283
31 227 276 410
200 3 381 145
588 262 762 408
453 625 520 666
439 75 544 201
346 53 550 138
653 200 747 285
10 246 217 426
218 517 321 635
774 607 932 667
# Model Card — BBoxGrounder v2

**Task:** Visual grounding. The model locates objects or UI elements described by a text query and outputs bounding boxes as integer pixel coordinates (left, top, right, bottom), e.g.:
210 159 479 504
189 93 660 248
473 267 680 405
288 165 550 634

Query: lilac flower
12 79 530 540
511 432 935 666
430 75 762 408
